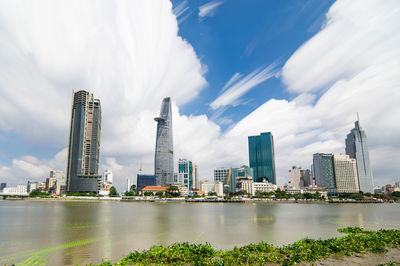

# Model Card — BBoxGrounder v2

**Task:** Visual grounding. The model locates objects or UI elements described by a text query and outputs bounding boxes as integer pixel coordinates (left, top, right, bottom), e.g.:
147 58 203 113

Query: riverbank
1 196 389 204
91 227 400 266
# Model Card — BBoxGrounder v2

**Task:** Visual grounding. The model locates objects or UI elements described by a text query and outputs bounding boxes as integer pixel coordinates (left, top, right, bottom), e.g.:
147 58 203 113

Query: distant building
142 186 167 195
303 169 313 187
214 167 230 184
288 167 313 189
252 180 277 195
103 170 113 183
0 183 7 192
313 153 337 195
288 166 304 189
333 154 359 193
229 166 253 193
154 97 174 186
66 90 101 193
50 170 66 195
248 132 276 184
345 117 374 194
178 159 199 191
3 185 28 195
137 174 156 191
200 180 215 194
215 181 224 197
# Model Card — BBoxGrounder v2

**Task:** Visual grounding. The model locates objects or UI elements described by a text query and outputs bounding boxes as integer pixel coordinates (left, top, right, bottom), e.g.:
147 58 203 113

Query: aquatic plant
94 227 400 265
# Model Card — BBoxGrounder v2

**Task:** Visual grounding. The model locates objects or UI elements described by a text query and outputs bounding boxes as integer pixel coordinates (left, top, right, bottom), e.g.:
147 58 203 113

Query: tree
130 184 137 193
156 191 164 198
109 186 118 197
29 190 49 197
166 186 180 197
144 191 154 196
207 191 217 196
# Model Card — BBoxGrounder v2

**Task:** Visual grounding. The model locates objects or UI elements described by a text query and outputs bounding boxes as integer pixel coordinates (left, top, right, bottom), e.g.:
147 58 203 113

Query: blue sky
0 0 399 191
176 0 334 126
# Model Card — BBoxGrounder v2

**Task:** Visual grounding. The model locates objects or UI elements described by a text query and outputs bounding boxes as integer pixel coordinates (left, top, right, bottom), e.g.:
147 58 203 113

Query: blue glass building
248 132 276 184
154 97 174 186
66 90 101 193
137 174 156 191
313 153 337 195
345 118 374 194
228 166 253 193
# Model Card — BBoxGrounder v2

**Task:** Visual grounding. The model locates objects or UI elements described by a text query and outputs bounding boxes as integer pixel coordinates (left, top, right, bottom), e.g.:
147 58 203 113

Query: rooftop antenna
357 112 360 123
139 161 143 174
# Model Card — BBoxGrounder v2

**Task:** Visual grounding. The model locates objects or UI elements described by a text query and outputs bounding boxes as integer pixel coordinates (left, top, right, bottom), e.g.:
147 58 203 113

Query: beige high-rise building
333 154 359 193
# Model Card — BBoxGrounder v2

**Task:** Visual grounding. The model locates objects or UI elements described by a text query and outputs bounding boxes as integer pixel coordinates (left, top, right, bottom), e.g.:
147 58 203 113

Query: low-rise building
2 185 28 195
200 180 215 194
252 180 277 195
142 186 168 195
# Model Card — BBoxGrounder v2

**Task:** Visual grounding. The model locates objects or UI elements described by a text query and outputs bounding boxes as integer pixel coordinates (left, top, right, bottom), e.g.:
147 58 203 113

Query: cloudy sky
0 0 399 191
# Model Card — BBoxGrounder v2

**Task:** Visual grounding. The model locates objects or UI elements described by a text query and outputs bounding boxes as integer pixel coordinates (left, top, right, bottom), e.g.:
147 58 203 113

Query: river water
0 200 399 265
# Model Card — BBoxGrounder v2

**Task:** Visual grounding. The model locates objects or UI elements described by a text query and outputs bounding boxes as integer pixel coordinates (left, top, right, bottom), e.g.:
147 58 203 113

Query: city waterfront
0 201 399 265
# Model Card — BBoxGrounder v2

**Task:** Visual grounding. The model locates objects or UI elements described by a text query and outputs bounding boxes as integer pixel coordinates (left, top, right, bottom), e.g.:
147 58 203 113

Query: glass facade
66 90 101 193
345 120 374 193
137 174 156 191
154 97 174 186
313 153 336 194
248 132 276 184
229 166 253 193
178 159 198 190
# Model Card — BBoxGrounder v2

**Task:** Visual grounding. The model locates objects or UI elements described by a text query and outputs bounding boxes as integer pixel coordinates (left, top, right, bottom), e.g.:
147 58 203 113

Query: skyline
0 0 399 191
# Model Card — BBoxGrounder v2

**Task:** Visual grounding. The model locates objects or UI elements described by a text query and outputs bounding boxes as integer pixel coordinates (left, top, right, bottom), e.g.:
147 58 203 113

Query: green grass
93 227 400 265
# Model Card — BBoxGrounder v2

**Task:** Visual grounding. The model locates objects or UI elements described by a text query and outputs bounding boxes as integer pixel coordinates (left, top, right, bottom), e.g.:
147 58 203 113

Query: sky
0 0 399 192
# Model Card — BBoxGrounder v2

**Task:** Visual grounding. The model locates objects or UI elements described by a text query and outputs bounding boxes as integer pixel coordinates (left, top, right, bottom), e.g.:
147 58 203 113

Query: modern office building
66 90 101 193
154 97 174 186
0 183 6 192
248 132 276 184
333 154 359 193
137 174 156 191
313 153 337 195
345 118 374 193
303 169 313 187
228 166 253 193
178 159 199 191
214 167 230 184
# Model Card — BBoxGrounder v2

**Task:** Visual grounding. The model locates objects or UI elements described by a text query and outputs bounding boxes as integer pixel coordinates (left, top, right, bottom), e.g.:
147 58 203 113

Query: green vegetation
143 191 154 196
124 191 135 196
252 190 324 201
66 192 97 197
166 186 181 197
29 190 50 197
94 227 400 265
109 186 118 197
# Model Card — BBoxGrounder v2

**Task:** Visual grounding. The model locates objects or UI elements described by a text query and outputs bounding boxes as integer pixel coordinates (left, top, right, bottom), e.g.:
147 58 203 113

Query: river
0 200 399 265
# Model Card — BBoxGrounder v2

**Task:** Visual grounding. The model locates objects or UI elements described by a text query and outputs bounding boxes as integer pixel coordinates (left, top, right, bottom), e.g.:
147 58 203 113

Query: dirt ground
299 248 400 266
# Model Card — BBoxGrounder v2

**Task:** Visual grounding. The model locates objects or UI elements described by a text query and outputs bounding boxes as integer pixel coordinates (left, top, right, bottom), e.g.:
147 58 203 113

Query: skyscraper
248 132 276 184
154 97 174 186
178 158 199 191
66 90 101 193
345 117 374 193
313 153 336 195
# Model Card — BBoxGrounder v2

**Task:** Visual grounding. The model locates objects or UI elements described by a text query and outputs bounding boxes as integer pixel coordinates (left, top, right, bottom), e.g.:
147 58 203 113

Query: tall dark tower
154 97 174 186
345 114 374 193
66 90 101 193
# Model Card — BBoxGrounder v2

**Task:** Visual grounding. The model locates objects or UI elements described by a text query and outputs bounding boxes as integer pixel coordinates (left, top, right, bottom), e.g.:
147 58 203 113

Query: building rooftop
142 186 168 191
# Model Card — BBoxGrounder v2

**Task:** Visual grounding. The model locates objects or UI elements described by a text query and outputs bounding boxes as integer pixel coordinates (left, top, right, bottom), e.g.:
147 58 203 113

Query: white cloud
199 1 224 18
281 0 400 93
210 62 279 110
0 0 399 191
